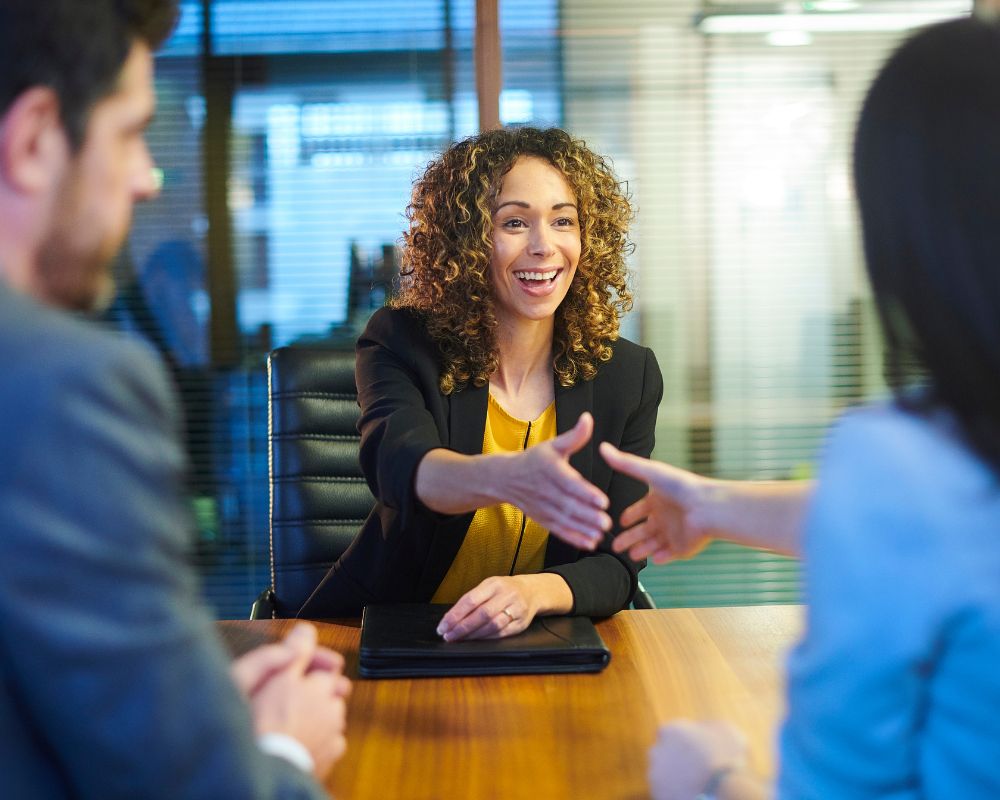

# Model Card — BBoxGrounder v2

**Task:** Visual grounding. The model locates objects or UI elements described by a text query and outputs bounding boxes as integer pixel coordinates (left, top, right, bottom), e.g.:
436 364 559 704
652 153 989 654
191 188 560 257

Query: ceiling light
697 1 971 34
808 1 861 10
767 29 814 45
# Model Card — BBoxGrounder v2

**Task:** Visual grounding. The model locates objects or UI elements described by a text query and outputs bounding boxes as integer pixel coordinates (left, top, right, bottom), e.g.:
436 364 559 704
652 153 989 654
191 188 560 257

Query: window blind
117 0 971 616
560 0 970 606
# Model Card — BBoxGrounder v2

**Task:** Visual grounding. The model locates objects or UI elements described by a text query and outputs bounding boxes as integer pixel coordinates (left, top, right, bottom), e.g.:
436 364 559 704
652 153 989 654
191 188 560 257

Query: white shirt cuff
257 732 315 774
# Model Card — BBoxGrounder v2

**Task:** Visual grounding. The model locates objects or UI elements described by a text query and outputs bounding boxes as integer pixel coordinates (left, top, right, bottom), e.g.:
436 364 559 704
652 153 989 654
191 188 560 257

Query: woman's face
488 156 581 330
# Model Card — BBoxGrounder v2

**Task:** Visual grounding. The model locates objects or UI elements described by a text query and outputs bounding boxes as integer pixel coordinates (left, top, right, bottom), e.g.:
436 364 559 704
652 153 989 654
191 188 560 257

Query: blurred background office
113 0 973 618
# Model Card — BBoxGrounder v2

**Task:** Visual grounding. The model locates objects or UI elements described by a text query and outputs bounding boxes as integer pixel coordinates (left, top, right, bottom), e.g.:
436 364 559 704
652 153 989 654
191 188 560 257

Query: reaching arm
600 443 812 561
439 345 664 638
356 308 609 549
415 411 612 550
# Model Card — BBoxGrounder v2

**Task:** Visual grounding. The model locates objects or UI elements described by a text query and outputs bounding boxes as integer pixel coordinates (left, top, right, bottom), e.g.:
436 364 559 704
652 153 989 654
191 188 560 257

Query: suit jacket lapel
449 381 489 456
547 376 595 567
555 376 593 477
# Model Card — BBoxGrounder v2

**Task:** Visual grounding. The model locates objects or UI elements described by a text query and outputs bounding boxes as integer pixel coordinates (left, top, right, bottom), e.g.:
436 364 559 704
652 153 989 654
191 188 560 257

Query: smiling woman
298 127 662 641
397 126 633 395
488 156 582 335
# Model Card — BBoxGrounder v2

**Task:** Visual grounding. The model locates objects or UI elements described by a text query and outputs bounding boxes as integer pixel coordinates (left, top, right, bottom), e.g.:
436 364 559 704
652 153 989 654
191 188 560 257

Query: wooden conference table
219 605 802 800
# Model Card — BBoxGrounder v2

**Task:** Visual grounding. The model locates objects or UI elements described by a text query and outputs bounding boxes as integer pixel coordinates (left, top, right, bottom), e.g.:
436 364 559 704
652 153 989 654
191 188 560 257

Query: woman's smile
512 267 564 296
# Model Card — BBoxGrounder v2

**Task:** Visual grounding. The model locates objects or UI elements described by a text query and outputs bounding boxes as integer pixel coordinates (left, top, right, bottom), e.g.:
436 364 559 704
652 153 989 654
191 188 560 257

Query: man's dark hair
854 16 1000 470
0 0 179 148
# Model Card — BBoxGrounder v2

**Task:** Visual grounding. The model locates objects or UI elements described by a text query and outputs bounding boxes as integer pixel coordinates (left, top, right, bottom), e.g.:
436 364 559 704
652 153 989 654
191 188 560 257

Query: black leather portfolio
358 603 611 678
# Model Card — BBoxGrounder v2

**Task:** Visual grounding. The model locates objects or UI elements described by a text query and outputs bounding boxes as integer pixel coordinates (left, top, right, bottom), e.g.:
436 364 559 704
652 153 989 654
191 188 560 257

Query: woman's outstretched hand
415 412 611 551
500 412 611 551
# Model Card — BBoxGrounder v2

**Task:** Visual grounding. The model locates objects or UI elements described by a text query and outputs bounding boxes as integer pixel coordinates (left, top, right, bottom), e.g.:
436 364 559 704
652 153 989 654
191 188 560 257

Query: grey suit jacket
0 283 325 799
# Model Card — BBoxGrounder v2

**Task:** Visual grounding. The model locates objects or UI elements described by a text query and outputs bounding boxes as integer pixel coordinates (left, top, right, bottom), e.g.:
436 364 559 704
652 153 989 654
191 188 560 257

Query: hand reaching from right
599 443 809 560
600 443 716 563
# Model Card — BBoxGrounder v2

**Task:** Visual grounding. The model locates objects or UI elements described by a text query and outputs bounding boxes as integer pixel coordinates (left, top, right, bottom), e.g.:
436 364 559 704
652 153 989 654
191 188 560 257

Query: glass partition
116 0 971 615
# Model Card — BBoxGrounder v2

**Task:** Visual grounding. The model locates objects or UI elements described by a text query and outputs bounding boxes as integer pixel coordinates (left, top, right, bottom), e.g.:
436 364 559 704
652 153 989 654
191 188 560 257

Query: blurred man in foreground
0 2 349 796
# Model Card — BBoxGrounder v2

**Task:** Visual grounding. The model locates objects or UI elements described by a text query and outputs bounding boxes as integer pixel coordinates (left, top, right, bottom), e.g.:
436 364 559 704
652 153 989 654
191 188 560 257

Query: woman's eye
555 217 576 227
503 218 526 229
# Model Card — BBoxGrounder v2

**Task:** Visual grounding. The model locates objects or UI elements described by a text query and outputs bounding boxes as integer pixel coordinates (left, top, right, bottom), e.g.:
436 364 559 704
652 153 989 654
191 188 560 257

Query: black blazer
298 306 663 618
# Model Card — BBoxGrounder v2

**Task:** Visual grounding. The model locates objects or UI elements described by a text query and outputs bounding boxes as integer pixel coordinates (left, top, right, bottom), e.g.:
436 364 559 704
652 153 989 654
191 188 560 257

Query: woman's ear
0 87 70 195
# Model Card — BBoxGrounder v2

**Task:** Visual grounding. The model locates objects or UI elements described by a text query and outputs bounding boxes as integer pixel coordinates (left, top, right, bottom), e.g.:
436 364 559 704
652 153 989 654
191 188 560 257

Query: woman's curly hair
391 126 634 394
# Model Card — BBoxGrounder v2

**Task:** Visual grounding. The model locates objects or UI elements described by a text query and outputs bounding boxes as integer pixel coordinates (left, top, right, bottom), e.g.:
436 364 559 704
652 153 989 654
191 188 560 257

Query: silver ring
501 607 515 623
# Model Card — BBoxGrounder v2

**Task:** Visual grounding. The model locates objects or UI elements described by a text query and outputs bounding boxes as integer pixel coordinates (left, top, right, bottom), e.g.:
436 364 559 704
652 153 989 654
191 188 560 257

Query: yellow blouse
430 393 556 604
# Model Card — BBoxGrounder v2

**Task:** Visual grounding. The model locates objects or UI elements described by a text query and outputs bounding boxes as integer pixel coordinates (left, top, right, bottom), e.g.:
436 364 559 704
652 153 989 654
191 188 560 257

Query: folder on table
359 603 611 678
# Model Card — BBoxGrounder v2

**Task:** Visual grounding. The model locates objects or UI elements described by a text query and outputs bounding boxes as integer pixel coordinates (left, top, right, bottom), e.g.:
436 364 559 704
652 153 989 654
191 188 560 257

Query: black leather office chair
249 345 655 617
250 347 375 619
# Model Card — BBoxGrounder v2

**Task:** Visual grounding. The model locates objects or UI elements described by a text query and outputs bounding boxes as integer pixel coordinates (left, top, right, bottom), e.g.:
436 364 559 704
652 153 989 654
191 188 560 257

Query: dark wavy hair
854 16 1000 470
0 0 179 149
392 126 634 394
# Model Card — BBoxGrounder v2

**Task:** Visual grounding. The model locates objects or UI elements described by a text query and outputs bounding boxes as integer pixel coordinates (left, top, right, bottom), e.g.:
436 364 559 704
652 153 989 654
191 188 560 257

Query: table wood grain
219 605 801 800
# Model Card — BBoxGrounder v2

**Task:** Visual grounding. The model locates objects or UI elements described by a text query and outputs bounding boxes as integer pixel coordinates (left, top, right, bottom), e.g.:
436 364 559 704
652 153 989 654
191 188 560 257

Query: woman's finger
626 530 671 562
437 583 492 635
618 519 678 562
456 608 515 640
556 463 610 510
612 520 663 554
599 441 677 487
550 412 594 459
547 524 601 551
458 597 530 640
441 578 534 641
518 490 607 544
619 494 654 529
443 601 506 641
542 505 607 545
559 498 612 536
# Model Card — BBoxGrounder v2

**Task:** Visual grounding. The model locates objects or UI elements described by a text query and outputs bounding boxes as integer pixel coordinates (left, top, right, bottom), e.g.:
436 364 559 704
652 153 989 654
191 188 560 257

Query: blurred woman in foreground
603 16 1000 800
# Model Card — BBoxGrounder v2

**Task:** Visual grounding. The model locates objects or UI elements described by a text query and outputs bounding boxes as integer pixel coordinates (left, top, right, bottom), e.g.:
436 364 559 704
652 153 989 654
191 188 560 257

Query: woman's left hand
436 573 571 641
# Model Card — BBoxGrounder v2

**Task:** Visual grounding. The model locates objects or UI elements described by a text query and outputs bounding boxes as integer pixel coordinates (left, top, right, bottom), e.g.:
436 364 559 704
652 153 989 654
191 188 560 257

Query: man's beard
34 169 123 314
35 233 119 314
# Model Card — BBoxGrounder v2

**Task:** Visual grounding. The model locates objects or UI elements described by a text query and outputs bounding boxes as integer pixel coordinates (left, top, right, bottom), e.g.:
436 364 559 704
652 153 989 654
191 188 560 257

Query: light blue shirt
778 403 1000 799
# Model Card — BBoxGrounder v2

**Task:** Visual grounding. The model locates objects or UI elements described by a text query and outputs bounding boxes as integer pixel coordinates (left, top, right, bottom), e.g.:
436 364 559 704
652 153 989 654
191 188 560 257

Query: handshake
465 410 805 564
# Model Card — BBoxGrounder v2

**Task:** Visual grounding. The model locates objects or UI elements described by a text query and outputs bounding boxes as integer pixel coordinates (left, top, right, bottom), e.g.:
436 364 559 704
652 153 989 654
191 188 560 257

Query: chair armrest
631 580 657 610
250 587 277 620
